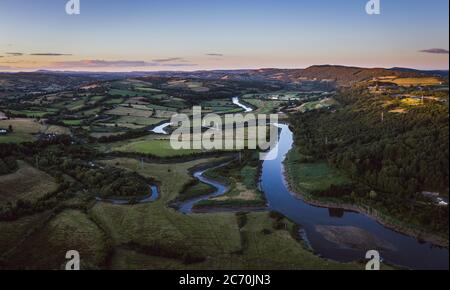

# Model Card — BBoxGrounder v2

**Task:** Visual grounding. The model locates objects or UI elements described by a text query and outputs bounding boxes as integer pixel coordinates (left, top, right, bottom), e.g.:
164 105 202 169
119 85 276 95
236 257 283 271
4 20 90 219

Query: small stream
177 97 253 213
178 163 231 214
96 185 159 205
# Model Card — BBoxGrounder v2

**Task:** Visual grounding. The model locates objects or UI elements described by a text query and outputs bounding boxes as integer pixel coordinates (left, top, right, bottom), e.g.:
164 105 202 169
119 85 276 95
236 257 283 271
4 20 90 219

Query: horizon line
1 64 449 74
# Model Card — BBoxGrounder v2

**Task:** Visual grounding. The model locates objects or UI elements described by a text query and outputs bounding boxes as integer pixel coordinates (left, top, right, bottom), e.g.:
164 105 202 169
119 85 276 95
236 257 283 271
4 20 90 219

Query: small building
437 197 449 207
422 191 449 207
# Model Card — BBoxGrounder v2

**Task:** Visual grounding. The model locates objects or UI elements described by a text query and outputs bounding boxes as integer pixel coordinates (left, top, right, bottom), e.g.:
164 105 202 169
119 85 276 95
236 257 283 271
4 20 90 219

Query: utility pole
381 111 384 123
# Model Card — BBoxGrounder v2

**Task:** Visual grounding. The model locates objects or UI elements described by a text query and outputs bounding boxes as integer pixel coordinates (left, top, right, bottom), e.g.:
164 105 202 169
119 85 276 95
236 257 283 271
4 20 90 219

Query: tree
369 190 378 200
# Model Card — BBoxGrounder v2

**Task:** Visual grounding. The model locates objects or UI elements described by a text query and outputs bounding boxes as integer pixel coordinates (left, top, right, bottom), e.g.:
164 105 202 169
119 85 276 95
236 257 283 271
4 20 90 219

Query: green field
161 99 188 109
106 107 154 118
112 139 200 157
285 149 351 193
116 116 167 127
0 118 42 134
62 120 83 126
293 98 338 113
90 132 127 139
196 156 265 209
178 182 217 202
8 110 50 118
201 99 244 114
0 118 69 143
109 89 153 98
104 98 125 105
135 87 162 93
244 99 283 114
1 210 110 269
0 154 365 270
0 133 35 144
0 211 53 258
96 116 164 130
79 107 103 117
88 96 105 104
0 161 59 204
92 157 361 270
376 76 443 87
100 157 228 203
146 104 178 112
67 99 87 111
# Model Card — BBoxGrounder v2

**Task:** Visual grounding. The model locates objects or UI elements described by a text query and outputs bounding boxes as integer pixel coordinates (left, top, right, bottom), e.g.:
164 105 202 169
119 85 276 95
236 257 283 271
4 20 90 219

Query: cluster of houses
257 91 332 102
368 84 399 94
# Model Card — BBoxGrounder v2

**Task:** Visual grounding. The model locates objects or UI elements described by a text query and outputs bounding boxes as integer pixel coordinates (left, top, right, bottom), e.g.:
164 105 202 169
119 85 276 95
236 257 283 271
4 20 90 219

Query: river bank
282 144 449 248
260 123 448 269
285 172 449 248
192 205 267 214
95 185 160 205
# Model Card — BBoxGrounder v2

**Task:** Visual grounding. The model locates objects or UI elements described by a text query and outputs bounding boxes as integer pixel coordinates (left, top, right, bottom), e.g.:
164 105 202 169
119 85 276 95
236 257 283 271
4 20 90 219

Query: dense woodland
0 138 151 221
0 157 17 175
290 87 449 235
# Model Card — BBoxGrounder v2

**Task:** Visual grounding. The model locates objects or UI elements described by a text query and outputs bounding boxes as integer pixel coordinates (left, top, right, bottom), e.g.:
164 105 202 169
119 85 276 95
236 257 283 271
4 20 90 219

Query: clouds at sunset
420 48 450 54
0 0 448 71
30 53 73 56
50 59 195 69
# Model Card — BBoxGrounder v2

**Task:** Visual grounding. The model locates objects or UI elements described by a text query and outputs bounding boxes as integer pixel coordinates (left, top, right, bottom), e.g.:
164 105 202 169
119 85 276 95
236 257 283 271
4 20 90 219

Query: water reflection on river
261 124 448 270
175 97 448 269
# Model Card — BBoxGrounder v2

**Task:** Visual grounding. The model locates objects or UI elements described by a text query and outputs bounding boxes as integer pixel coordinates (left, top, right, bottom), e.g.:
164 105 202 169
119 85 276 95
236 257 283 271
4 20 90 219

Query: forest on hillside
289 87 449 235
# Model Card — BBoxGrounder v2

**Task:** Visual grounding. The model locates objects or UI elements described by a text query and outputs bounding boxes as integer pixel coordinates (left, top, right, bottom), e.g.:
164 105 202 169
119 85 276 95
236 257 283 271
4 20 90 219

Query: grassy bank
0 156 368 269
284 149 449 247
284 150 351 193
194 152 266 210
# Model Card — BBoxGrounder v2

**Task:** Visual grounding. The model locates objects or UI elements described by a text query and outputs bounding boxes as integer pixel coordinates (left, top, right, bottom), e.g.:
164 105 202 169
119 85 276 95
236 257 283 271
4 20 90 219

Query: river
232 97 253 112
261 123 448 270
151 98 252 135
151 122 172 135
96 185 159 205
178 163 231 214
180 97 449 270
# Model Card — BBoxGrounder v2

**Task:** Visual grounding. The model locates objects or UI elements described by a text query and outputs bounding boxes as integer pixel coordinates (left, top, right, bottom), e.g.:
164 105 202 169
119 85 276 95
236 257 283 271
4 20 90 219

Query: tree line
289 87 449 235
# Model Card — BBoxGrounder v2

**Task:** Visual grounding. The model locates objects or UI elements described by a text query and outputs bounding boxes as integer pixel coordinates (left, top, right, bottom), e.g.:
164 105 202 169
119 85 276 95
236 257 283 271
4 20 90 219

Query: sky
0 0 448 72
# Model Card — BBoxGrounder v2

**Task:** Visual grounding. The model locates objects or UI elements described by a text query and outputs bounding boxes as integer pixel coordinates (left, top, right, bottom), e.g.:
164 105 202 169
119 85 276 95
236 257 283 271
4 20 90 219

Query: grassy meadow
285 149 351 193
0 161 59 204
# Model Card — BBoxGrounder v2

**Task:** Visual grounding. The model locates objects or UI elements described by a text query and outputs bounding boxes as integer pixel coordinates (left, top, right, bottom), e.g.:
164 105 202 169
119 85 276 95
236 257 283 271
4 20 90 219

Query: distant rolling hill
240 65 442 85
390 67 449 78
1 65 444 89
132 65 433 86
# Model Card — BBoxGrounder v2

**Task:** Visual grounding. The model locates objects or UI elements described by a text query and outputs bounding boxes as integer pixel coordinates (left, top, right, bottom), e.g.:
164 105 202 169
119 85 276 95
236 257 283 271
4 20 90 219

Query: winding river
180 97 449 270
151 122 172 135
232 97 253 112
179 163 231 214
96 185 159 205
